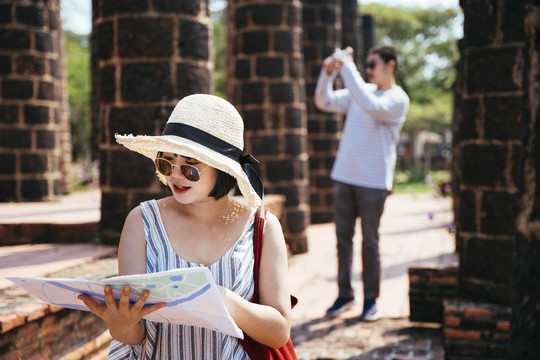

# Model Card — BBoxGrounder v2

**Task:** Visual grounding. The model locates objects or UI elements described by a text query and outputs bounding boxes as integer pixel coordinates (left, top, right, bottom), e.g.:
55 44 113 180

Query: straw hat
115 94 263 208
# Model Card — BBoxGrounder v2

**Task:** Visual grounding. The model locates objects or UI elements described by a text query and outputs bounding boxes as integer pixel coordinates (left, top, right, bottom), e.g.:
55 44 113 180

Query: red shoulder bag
238 207 298 360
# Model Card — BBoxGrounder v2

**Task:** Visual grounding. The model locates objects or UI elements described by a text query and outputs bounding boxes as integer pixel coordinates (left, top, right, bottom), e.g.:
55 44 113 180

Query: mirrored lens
155 158 202 181
155 158 172 176
180 165 200 181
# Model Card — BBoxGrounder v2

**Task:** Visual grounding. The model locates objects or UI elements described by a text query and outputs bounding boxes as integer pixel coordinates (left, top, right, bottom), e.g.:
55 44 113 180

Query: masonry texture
0 0 71 202
452 0 538 359
443 299 511 360
228 0 309 253
513 1 540 358
302 0 342 224
409 265 458 323
453 0 523 306
93 0 214 244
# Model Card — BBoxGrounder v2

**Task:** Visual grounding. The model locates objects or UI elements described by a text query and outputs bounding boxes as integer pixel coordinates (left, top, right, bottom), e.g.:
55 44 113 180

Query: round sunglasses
154 157 209 182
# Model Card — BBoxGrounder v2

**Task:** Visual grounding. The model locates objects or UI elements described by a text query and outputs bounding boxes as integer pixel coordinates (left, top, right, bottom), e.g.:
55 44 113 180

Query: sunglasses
154 157 209 181
366 62 379 70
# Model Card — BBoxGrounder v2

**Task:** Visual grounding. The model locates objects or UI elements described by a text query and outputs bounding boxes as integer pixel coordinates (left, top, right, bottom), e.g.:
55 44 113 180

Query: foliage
361 4 462 134
65 30 91 161
213 8 227 98
71 158 99 191
394 168 452 196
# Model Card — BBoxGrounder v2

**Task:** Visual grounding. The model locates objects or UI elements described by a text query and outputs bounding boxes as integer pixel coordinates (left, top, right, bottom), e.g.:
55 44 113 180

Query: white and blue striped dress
108 200 254 360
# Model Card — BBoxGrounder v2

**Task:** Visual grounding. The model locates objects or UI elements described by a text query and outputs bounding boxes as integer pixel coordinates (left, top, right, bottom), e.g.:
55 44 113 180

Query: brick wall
0 304 110 359
341 0 362 69
513 1 540 358
443 299 511 360
93 0 214 244
0 0 70 202
302 0 342 224
409 265 458 323
452 0 524 306
228 0 309 254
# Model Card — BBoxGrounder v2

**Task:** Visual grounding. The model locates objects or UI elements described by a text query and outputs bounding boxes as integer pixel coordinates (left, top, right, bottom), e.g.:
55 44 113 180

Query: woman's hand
78 285 165 344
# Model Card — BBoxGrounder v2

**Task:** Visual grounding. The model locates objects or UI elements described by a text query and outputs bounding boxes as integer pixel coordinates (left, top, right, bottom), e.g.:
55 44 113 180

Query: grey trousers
334 181 388 301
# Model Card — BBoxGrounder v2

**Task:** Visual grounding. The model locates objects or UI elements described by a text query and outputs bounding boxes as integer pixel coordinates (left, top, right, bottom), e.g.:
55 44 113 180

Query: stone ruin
1 1 540 357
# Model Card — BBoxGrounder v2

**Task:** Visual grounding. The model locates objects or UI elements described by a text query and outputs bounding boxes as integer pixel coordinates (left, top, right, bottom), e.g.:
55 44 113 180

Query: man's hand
335 47 354 65
323 52 341 74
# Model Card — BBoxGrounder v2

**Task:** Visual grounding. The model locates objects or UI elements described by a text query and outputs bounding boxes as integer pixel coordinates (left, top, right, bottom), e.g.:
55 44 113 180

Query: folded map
4 267 243 338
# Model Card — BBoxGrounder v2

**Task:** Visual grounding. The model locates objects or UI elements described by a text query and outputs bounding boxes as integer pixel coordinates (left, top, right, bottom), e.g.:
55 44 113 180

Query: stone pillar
342 0 362 69
229 0 309 254
302 0 342 224
0 0 69 201
93 0 213 244
362 14 374 69
450 1 526 358
513 2 540 358
453 0 524 306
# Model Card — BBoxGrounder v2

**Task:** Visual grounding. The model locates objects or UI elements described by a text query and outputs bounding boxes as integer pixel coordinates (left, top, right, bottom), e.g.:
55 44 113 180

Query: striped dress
108 200 254 360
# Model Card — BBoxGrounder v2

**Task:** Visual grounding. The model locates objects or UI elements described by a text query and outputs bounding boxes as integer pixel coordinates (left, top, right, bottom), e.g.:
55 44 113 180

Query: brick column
453 0 524 306
93 0 213 244
513 1 540 357
361 15 374 70
450 1 527 359
302 0 342 224
342 0 362 69
229 0 309 254
0 0 68 201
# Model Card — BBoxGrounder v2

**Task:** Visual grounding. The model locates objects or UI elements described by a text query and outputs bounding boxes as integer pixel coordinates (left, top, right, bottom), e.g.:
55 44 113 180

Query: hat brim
115 134 262 208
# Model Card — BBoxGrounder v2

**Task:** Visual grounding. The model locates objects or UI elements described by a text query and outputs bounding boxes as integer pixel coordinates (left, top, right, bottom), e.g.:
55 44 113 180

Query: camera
333 48 350 61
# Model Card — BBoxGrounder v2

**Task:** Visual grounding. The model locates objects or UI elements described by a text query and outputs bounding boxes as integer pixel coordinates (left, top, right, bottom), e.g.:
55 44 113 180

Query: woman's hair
156 151 237 200
209 169 238 200
367 46 398 68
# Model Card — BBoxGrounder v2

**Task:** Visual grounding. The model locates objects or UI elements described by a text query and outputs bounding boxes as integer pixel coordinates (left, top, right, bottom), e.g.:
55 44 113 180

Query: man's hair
367 46 399 68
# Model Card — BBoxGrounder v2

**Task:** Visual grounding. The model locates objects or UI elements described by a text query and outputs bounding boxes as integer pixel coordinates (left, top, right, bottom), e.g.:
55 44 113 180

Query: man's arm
339 62 409 124
314 65 350 115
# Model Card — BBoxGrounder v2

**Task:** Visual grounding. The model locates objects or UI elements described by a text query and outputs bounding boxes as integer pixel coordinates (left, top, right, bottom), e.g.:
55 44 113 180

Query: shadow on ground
291 316 444 360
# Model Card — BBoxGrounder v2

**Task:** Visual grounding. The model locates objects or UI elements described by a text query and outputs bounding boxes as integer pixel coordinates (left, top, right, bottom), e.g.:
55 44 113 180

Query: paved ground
289 192 456 359
0 190 456 359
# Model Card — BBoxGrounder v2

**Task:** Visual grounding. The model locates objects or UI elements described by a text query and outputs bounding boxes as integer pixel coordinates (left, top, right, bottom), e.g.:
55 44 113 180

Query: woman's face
365 53 394 86
160 152 217 204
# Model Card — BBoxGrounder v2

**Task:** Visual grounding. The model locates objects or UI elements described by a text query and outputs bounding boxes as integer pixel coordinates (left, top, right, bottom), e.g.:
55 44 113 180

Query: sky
61 0 461 35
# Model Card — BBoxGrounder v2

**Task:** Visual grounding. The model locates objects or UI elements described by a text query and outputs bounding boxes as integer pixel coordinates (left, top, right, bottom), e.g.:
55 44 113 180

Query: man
314 46 409 321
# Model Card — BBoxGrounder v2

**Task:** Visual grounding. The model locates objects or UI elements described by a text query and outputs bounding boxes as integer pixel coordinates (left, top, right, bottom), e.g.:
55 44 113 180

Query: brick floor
289 193 455 359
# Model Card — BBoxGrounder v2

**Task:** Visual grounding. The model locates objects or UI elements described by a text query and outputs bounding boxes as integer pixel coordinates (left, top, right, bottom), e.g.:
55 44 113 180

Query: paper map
4 267 243 338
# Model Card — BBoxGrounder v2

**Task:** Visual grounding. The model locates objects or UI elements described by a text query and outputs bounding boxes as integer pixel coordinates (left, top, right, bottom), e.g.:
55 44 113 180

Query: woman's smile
172 184 191 194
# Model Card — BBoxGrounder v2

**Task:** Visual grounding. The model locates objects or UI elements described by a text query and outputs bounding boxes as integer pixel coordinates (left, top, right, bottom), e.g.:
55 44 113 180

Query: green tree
361 4 461 135
65 30 91 161
213 7 227 98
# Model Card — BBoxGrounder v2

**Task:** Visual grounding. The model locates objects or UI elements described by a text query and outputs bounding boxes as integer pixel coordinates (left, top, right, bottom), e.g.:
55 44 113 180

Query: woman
78 94 292 359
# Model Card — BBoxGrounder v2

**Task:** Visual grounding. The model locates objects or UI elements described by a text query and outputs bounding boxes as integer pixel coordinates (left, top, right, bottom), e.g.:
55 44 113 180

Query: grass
393 182 435 194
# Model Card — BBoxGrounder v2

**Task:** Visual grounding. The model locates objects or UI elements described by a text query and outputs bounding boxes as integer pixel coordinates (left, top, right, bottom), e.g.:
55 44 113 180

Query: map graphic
4 267 243 338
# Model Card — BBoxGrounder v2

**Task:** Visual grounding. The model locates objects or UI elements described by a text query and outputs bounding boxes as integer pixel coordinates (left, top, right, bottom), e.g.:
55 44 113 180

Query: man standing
314 46 409 321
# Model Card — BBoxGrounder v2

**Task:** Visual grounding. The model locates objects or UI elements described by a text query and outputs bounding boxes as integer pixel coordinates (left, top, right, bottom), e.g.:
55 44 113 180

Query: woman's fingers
131 290 150 312
103 286 117 309
78 294 105 315
132 291 165 316
118 285 131 309
140 302 166 317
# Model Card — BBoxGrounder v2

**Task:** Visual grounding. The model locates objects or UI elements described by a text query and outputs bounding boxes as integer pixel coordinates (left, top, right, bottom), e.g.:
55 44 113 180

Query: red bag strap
251 207 299 308
251 206 267 302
